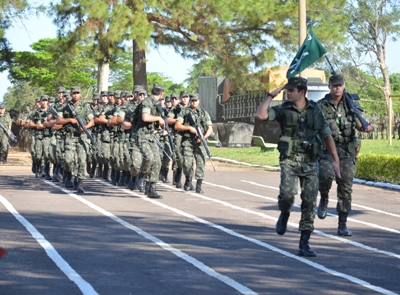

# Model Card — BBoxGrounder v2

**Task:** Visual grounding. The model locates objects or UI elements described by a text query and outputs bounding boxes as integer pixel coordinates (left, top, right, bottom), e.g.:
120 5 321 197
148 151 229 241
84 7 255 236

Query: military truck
198 66 330 145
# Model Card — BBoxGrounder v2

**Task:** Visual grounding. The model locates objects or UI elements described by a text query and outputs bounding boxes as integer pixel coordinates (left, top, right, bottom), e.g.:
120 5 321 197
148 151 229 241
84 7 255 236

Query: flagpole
299 0 306 78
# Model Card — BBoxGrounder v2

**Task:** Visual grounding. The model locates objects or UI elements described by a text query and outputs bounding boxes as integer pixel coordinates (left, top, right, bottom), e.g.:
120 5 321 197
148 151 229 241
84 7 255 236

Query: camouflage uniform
318 93 358 215
168 92 189 188
124 97 144 191
317 75 371 237
176 96 213 193
30 96 52 179
370 113 379 140
269 97 331 232
17 107 31 152
134 84 165 198
381 114 389 139
0 104 12 163
58 87 94 193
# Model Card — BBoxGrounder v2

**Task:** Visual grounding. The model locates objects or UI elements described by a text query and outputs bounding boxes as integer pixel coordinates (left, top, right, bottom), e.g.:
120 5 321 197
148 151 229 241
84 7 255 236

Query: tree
341 0 400 116
0 0 30 76
50 0 350 92
3 81 44 111
8 38 97 96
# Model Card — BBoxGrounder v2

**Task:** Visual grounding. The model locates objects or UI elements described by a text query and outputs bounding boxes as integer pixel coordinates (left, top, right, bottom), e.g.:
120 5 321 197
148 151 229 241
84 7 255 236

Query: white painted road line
76 180 397 295
184 182 400 259
0 194 99 295
44 181 258 295
209 181 400 234
241 180 400 218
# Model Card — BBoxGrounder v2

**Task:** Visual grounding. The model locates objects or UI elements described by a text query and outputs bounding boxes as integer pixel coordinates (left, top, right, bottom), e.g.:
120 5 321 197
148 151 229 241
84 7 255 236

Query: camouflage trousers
111 138 123 172
172 135 183 172
120 139 131 172
319 147 356 214
161 139 172 169
278 158 319 232
0 133 8 159
48 135 58 165
138 135 161 182
64 135 89 180
34 136 51 165
181 139 205 180
129 138 142 177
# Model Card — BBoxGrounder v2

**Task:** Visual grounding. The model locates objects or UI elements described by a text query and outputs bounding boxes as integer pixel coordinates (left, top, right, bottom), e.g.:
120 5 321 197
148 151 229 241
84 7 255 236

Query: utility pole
299 0 306 77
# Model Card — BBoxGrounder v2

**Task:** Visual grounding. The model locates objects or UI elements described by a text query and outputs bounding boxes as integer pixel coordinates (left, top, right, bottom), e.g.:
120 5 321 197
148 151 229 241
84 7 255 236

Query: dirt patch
0 149 32 173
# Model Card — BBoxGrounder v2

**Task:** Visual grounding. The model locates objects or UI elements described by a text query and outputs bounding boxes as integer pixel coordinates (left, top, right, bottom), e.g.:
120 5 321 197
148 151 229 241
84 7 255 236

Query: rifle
104 105 118 118
0 122 18 143
187 111 216 171
155 102 176 161
65 102 104 158
325 56 370 131
154 135 172 161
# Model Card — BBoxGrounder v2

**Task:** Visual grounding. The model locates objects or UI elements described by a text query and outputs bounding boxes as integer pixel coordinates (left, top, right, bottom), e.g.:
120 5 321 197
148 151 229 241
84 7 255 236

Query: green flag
286 28 326 78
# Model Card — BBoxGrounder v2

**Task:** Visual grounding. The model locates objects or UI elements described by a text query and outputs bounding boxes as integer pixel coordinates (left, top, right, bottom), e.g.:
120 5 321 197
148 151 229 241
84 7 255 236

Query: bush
356 154 400 184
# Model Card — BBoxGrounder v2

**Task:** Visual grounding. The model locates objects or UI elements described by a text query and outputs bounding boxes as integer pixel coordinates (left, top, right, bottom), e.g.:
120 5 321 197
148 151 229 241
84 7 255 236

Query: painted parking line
0 194 99 295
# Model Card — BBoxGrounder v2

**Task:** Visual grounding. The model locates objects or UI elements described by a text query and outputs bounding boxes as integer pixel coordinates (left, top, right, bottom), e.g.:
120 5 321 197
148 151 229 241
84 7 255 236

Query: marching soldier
56 86 95 193
174 94 213 193
0 102 12 164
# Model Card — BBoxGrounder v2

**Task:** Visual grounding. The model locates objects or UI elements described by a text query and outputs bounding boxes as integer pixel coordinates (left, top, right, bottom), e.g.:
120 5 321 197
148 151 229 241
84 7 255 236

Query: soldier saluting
256 76 341 257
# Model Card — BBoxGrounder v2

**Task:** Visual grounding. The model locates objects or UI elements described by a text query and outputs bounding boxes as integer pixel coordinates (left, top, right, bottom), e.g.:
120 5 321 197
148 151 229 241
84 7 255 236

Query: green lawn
210 139 400 167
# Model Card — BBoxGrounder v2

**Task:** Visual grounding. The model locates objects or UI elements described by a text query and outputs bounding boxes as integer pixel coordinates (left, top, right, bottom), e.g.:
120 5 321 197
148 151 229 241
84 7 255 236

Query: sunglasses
171 97 178 100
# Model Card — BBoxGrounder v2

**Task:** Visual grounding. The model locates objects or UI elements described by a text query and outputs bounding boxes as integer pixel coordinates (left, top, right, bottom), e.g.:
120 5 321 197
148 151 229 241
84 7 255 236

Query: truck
198 66 330 146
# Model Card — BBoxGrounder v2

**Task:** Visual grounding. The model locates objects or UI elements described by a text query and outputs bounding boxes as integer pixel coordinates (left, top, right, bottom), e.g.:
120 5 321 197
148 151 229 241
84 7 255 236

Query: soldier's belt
285 153 312 163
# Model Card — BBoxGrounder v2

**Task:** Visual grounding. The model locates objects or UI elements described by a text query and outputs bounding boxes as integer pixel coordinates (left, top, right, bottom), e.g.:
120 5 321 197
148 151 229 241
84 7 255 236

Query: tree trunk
97 57 110 92
133 40 147 90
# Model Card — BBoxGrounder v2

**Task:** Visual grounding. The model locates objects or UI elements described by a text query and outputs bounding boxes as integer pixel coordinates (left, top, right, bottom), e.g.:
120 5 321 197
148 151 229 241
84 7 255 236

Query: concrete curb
212 157 400 192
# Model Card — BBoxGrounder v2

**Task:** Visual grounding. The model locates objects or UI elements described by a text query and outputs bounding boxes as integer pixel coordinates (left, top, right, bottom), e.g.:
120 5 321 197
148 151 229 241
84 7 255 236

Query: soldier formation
1 84 213 198
361 110 400 140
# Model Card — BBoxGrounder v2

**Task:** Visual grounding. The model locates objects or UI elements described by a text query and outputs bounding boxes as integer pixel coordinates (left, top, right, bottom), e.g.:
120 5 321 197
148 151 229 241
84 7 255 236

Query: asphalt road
1 163 399 295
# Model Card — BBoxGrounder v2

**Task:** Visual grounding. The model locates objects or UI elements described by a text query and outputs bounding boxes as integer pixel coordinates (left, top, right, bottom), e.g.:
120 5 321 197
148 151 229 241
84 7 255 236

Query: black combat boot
31 160 37 174
65 172 74 189
118 171 125 186
172 170 176 185
76 179 85 194
102 164 110 181
196 179 204 194
184 176 194 191
52 165 59 182
89 162 96 179
44 163 52 180
96 163 103 178
136 173 145 192
73 177 78 190
317 193 329 219
147 182 163 199
111 168 116 184
162 168 170 183
338 212 352 236
297 230 317 257
124 171 130 187
175 168 183 188
276 212 290 235
128 175 137 190
159 168 164 182
86 161 91 175
144 181 150 195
